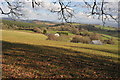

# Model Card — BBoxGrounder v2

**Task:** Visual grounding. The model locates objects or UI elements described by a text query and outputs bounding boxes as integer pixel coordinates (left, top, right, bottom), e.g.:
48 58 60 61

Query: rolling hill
1 30 120 78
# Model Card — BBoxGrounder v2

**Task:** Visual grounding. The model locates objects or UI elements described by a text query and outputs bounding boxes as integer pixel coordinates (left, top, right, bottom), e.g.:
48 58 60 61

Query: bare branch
0 0 24 19
83 0 118 26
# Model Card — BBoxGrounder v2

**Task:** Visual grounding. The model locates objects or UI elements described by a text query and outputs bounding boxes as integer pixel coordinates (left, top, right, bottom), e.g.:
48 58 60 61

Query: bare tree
0 0 24 19
83 0 118 26
32 0 43 8
31 0 75 22
0 0 118 25
50 0 75 22
31 0 118 25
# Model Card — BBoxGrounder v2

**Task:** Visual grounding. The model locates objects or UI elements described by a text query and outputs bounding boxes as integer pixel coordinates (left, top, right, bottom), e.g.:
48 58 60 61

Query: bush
57 32 68 35
60 26 71 31
43 29 47 34
70 28 79 35
89 34 101 40
80 32 86 36
47 34 71 42
2 24 19 30
79 31 91 36
79 31 101 40
71 36 91 44
2 24 9 29
103 39 114 44
33 27 42 33
71 36 80 43
47 34 58 41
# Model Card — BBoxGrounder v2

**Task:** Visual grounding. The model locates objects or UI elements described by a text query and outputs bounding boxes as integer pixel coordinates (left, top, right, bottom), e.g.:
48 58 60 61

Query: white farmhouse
91 40 103 45
54 33 60 37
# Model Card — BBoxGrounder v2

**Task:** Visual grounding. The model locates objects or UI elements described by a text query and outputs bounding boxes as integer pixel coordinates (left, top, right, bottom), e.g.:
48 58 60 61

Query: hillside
2 30 120 78
1 19 119 34
1 19 120 78
1 19 48 30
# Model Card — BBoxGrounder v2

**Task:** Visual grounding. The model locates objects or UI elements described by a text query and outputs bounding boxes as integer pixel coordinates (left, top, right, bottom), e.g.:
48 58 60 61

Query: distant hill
2 18 33 23
32 20 56 26
1 19 47 30
1 17 57 24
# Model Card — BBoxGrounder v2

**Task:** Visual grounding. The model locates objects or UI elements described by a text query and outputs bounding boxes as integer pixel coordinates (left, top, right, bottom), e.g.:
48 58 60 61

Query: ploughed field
1 30 120 78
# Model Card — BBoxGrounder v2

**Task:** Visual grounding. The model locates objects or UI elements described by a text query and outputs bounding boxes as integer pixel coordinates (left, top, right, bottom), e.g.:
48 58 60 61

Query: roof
91 40 103 45
54 33 60 36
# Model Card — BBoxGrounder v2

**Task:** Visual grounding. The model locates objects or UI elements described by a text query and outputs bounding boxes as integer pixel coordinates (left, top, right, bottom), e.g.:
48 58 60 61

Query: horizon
1 17 118 28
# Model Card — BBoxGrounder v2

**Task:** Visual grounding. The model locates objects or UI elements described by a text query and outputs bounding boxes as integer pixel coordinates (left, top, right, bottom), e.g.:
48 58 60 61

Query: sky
0 0 119 27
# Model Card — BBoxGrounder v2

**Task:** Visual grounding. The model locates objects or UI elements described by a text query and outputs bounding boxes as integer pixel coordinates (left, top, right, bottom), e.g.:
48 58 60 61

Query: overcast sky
0 0 119 27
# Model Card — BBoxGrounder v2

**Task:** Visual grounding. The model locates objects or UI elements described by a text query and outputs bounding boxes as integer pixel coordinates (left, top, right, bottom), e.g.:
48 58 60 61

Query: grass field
95 25 117 30
1 30 120 78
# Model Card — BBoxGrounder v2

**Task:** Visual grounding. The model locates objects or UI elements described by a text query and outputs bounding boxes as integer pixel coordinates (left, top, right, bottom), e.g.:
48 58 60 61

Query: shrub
71 36 80 43
79 31 90 36
58 25 73 31
70 28 79 35
2 24 9 29
103 39 114 44
57 32 68 35
43 29 47 34
89 34 101 40
2 24 19 30
80 32 86 36
33 27 42 33
71 36 91 44
47 34 58 41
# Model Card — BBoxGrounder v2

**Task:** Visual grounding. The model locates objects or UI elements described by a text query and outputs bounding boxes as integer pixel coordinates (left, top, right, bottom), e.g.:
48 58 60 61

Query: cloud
0 0 118 27
73 12 118 27
72 0 118 2
21 2 59 21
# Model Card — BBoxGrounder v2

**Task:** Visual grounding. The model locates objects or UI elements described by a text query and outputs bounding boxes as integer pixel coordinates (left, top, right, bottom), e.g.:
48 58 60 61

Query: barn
54 33 60 37
91 40 103 45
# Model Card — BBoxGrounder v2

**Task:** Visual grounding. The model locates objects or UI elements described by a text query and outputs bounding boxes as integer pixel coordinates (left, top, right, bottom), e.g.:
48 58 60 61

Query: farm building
54 33 60 37
91 40 103 45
